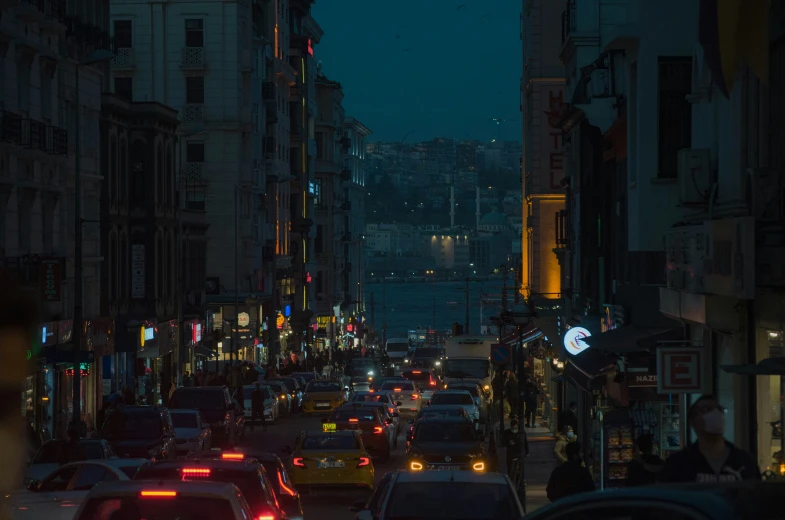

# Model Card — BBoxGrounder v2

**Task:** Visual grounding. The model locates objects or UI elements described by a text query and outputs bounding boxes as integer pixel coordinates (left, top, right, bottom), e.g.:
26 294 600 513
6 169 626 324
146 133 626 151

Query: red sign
40 257 62 301
656 347 705 394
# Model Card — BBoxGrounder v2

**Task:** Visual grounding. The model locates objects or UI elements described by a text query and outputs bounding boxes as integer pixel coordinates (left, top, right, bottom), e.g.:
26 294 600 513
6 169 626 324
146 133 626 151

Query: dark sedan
405 417 487 473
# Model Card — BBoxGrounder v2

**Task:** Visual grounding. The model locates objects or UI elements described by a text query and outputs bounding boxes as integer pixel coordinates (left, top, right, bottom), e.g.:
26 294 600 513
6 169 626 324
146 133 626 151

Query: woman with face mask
658 394 760 483
553 426 576 463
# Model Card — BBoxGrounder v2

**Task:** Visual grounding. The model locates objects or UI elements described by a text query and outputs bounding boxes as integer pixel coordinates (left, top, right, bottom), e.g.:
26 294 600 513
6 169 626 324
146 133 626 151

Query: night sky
312 0 522 143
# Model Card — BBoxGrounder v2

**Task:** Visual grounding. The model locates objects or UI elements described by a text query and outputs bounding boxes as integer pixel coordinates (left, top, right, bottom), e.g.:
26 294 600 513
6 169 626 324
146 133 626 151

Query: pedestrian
505 372 519 419
560 401 579 437
523 376 539 428
182 371 193 387
546 441 594 502
58 426 87 466
554 426 576 463
626 434 664 486
501 419 529 475
249 382 267 432
658 394 760 482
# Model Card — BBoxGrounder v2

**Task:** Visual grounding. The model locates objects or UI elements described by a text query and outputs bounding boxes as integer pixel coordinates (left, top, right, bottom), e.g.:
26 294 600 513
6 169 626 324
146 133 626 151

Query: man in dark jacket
58 427 87 466
249 383 267 432
560 401 579 437
659 394 759 483
502 419 529 475
546 441 594 502
523 377 540 427
626 434 664 486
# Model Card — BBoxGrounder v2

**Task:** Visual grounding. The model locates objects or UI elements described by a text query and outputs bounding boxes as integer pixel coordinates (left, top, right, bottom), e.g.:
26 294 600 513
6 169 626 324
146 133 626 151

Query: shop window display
757 330 784 474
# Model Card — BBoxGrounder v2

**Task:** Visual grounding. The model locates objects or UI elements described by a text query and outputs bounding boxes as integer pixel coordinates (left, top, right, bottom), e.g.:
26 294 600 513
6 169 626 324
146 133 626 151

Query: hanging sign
563 327 591 356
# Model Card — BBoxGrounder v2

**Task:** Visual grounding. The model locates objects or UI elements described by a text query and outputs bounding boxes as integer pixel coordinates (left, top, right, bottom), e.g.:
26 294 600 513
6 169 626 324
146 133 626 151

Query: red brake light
373 426 384 434
140 491 177 498
277 470 297 497
222 453 244 460
349 418 359 423
411 394 419 400
357 457 371 467
412 370 421 374
258 516 276 520
394 388 402 392
181 468 211 477
429 380 437 386
292 457 305 467
388 407 394 414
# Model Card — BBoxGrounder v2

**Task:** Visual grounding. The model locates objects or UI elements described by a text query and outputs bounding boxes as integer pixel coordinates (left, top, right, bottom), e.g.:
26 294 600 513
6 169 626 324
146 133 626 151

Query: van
168 387 237 448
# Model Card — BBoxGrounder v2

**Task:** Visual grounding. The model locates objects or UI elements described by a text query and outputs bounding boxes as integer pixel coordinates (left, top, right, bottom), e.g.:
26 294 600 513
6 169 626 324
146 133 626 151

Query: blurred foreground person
0 274 39 517
626 433 664 486
546 441 594 502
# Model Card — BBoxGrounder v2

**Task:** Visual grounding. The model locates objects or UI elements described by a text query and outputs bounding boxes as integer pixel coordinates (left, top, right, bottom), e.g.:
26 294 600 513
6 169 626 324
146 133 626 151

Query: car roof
140 459 260 472
85 480 241 498
434 390 473 395
415 416 473 424
306 379 341 384
394 470 510 484
421 405 466 411
303 429 358 437
61 459 149 471
353 391 388 396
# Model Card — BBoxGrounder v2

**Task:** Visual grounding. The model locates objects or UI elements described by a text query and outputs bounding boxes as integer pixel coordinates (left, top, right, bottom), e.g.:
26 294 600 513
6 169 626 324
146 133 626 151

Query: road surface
237 412 407 520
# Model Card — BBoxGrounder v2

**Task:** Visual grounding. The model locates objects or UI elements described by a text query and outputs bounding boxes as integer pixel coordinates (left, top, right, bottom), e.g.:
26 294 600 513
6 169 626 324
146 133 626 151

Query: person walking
626 434 664 486
546 442 595 502
505 372 520 420
554 426 576 463
560 401 579 437
58 426 87 466
523 376 540 428
658 394 760 482
249 382 267 432
501 419 529 475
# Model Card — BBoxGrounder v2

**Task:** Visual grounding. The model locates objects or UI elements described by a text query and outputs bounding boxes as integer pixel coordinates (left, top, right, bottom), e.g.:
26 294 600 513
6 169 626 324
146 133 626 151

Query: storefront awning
564 349 618 393
137 346 160 359
581 326 683 354
194 345 219 359
501 323 543 348
721 357 785 376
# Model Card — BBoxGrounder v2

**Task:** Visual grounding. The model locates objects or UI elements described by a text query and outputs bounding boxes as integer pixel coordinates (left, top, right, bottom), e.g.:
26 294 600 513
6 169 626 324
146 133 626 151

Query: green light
26 350 32 361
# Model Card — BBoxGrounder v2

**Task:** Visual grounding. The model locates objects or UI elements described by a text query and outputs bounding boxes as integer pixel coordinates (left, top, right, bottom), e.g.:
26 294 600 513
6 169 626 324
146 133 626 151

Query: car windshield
301 435 360 450
450 386 479 397
34 442 105 463
386 342 409 352
306 381 342 392
445 359 490 379
381 382 415 392
386 482 517 520
170 413 199 429
330 410 377 422
415 422 477 442
413 348 440 358
269 379 296 392
431 393 474 406
169 390 225 411
267 382 286 393
102 411 163 440
352 394 388 403
79 496 236 519
135 467 266 510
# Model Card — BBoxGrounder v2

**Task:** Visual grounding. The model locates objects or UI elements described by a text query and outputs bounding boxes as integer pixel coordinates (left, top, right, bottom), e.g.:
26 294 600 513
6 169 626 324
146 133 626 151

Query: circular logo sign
237 312 250 327
563 327 592 356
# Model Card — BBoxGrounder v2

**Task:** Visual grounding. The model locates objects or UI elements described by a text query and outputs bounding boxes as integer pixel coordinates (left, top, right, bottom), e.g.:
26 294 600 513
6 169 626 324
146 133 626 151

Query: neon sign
65 362 90 377
307 39 314 57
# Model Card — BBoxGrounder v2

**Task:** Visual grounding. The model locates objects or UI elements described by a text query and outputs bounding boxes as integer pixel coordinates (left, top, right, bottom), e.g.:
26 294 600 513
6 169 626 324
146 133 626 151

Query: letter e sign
657 347 704 394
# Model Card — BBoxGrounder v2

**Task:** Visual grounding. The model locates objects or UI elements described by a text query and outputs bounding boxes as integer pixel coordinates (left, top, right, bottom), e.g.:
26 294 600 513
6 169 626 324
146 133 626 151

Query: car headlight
472 461 486 472
483 385 490 391
404 359 409 363
434 361 441 366
368 371 374 376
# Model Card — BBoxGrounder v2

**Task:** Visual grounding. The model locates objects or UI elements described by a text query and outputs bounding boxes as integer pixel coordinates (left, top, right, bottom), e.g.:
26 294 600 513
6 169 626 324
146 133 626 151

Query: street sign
656 347 707 394
491 344 510 366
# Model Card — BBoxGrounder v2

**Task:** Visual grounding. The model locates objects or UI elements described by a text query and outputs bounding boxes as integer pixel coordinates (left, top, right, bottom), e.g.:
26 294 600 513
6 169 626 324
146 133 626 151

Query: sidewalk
499 420 558 513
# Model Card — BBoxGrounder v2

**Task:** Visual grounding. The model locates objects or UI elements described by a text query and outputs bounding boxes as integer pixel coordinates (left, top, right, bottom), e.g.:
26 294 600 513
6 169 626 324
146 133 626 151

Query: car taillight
388 407 394 414
373 426 384 434
140 491 177 498
349 418 359 423
429 380 437 386
181 468 211 477
411 394 419 400
393 388 402 392
292 457 306 467
257 515 276 520
222 453 244 460
357 457 371 468
277 470 297 496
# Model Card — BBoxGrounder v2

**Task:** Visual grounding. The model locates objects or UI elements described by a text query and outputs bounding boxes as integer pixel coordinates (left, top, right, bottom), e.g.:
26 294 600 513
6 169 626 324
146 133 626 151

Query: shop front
84 318 115 415
135 319 160 405
23 322 57 438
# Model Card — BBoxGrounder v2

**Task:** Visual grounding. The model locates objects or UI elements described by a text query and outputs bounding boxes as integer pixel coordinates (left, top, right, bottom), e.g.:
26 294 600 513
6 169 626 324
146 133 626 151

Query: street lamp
72 49 115 436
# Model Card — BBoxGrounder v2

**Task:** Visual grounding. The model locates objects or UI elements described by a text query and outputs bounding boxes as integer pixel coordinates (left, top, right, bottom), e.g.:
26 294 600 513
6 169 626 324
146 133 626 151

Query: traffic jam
8 338 525 520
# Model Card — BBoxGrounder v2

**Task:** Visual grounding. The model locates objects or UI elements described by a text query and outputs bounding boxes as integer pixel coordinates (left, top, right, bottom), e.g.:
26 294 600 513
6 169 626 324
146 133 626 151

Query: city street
237 414 407 520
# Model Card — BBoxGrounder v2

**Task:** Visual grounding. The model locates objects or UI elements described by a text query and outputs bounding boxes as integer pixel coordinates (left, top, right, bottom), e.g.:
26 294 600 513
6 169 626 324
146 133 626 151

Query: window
314 224 323 254
113 20 132 47
657 57 692 179
40 70 52 120
186 142 205 163
185 76 204 104
39 467 78 492
185 19 204 47
315 132 324 159
114 77 132 101
17 59 31 112
72 465 117 491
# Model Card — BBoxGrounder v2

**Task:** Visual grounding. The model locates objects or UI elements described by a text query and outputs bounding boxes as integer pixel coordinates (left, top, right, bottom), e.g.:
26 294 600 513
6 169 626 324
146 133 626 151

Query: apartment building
343 117 371 317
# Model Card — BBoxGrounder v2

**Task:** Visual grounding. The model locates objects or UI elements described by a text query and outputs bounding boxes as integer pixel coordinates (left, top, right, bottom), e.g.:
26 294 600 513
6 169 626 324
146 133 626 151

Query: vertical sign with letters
542 88 567 190
656 347 708 394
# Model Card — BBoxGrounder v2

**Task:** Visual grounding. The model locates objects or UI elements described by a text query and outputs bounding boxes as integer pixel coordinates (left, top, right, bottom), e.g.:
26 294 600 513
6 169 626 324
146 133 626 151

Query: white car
169 409 212 455
444 382 488 422
25 439 117 485
241 385 279 424
6 458 150 520
379 381 421 416
428 390 481 427
70 480 257 520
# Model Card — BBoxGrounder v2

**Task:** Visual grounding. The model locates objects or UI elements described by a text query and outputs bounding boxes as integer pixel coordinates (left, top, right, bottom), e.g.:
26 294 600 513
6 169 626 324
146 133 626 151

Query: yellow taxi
300 380 346 414
283 425 374 491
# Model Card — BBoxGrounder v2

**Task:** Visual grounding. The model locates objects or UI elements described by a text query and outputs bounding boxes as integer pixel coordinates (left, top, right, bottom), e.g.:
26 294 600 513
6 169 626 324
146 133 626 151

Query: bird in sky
456 4 466 10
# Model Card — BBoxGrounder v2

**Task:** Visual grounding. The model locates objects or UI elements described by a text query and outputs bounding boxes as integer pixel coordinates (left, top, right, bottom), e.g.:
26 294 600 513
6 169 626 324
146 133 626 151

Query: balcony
46 126 68 155
554 210 568 255
182 162 206 211
181 47 206 69
182 103 205 123
111 47 134 70
40 0 66 33
20 119 47 152
0 112 22 144
15 0 44 22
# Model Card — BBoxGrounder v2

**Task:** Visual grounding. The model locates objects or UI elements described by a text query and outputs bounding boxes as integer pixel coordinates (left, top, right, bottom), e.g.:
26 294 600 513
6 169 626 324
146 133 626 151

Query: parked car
168 386 238 448
99 405 177 460
265 380 293 418
169 409 211 456
24 439 117 485
267 377 303 412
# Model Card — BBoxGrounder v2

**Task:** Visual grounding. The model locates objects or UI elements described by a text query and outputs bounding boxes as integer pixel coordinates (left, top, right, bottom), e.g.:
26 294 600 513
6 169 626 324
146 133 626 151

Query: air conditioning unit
677 148 711 205
589 69 611 98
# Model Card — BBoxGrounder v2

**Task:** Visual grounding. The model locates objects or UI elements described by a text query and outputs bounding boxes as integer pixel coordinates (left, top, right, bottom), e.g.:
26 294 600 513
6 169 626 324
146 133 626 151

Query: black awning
551 374 565 383
582 326 683 354
721 357 785 376
194 345 219 358
564 349 617 393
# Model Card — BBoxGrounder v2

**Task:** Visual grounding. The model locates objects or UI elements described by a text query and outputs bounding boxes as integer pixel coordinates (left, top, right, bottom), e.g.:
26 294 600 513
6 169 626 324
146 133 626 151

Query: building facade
343 117 371 318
